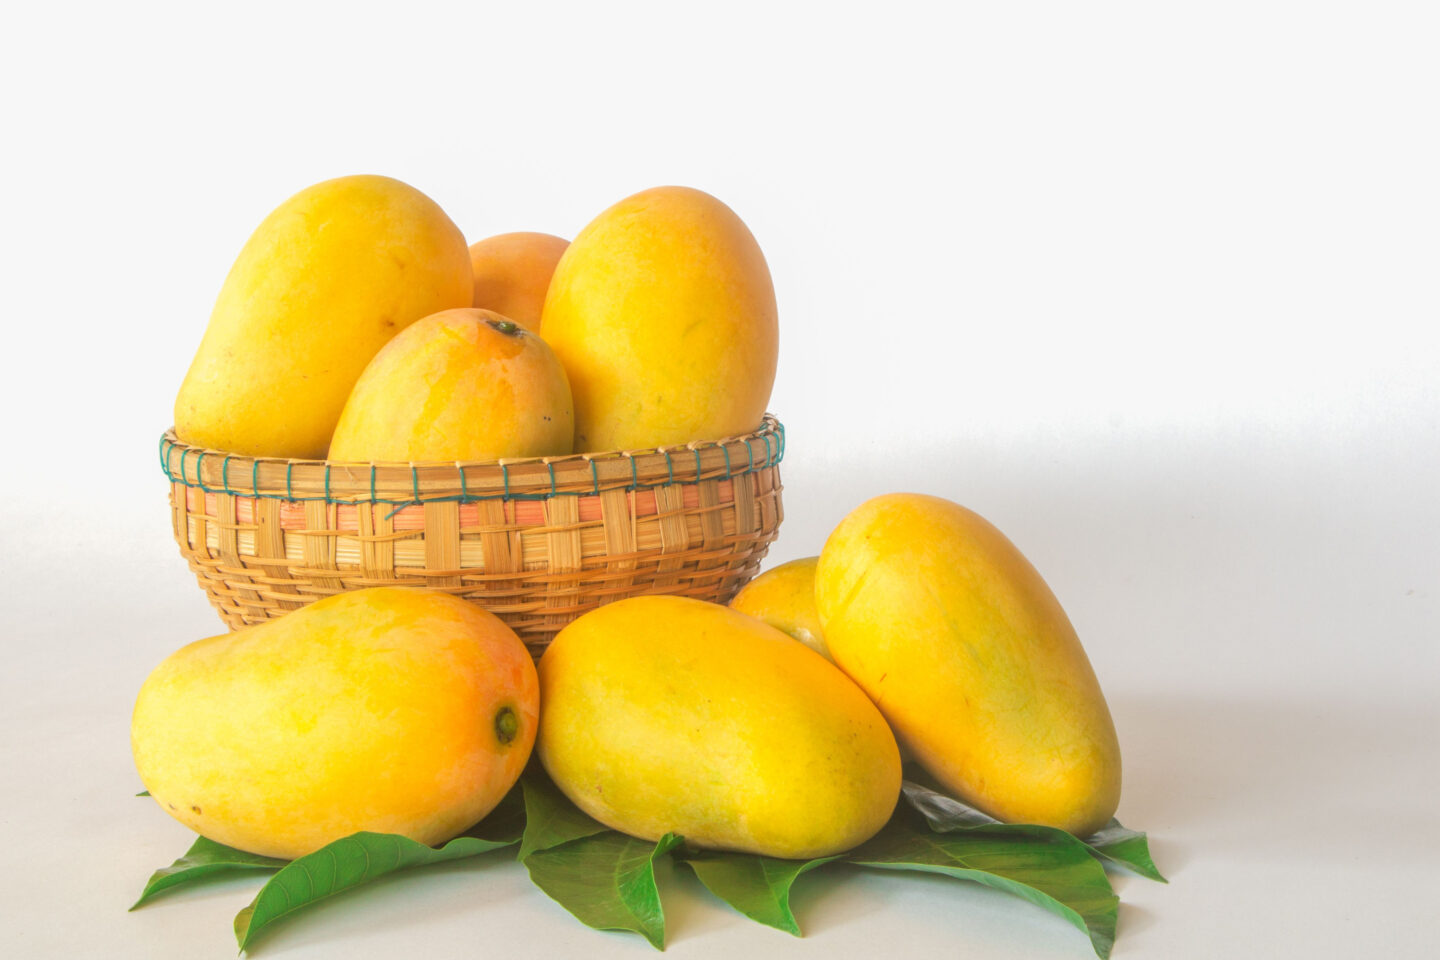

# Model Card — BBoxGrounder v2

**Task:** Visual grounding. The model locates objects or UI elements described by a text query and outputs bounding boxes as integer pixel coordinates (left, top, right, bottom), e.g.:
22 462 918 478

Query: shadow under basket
160 415 784 657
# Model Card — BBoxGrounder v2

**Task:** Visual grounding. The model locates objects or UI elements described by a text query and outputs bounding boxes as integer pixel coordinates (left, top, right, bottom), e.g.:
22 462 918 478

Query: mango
729 557 831 661
539 186 778 452
537 596 900 858
131 587 538 859
174 175 473 458
815 494 1121 837
328 308 573 461
468 231 569 332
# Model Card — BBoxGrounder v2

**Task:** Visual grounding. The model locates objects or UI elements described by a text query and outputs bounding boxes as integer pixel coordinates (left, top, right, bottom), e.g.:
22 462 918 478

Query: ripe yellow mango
729 557 832 661
468 231 569 332
131 588 538 859
538 596 900 858
174 175 473 458
539 186 778 452
328 308 573 461
815 494 1121 837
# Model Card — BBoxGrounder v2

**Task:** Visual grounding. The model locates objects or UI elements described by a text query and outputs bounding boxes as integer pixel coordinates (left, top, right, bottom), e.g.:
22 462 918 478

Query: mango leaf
131 835 286 909
518 771 610 860
901 779 1165 882
233 790 525 952
850 813 1119 959
900 777 1003 829
675 848 838 935
523 831 682 950
1084 819 1166 882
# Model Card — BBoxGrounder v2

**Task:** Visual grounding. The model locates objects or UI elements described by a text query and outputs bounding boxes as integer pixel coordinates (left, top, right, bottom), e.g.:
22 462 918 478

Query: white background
2 2 1436 958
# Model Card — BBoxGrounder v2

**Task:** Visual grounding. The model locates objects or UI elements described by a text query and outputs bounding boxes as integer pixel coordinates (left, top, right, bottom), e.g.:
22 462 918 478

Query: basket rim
160 414 784 505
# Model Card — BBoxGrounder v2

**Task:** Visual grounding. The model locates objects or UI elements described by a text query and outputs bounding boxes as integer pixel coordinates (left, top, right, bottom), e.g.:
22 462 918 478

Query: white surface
2 2 1437 958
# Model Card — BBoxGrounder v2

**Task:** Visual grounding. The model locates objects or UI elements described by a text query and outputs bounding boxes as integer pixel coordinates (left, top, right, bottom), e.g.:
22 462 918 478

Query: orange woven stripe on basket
183 479 741 532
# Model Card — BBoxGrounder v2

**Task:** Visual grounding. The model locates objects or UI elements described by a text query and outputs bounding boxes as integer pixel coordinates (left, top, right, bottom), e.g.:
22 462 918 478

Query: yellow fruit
174 175 473 459
328 308 573 461
131 588 538 859
468 231 569 332
729 557 831 661
540 186 778 452
815 494 1121 837
537 596 900 858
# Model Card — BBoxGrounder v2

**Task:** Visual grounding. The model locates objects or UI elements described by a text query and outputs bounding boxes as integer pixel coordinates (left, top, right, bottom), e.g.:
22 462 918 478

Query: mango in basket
729 556 832 661
468 231 569 332
131 588 537 859
815 494 1122 837
540 186 778 452
174 175 473 459
328 308 574 461
537 596 900 859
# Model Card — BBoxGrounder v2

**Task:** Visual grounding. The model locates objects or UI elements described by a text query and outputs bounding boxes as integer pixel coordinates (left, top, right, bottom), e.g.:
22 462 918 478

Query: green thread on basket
382 465 425 520
160 472 777 505
155 421 785 505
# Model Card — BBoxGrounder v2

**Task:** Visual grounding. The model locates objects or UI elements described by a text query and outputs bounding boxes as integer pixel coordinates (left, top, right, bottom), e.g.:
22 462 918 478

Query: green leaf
900 776 1003 829
1084 819 1166 882
901 779 1165 881
523 831 683 950
675 848 838 935
518 771 610 860
850 814 1119 959
234 822 519 950
135 790 150 797
130 835 287 910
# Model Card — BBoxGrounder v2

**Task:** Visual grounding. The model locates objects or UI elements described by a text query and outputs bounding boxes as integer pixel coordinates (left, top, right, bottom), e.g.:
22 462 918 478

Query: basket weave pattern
161 416 784 656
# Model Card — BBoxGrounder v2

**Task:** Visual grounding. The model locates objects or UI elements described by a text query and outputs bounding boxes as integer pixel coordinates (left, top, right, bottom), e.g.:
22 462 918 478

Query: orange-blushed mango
815 494 1121 837
540 186 777 452
327 308 573 462
468 231 569 332
131 588 538 859
538 596 900 858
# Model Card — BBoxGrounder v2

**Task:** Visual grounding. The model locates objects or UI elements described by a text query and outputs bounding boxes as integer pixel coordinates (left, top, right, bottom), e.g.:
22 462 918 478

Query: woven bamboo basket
160 415 784 657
